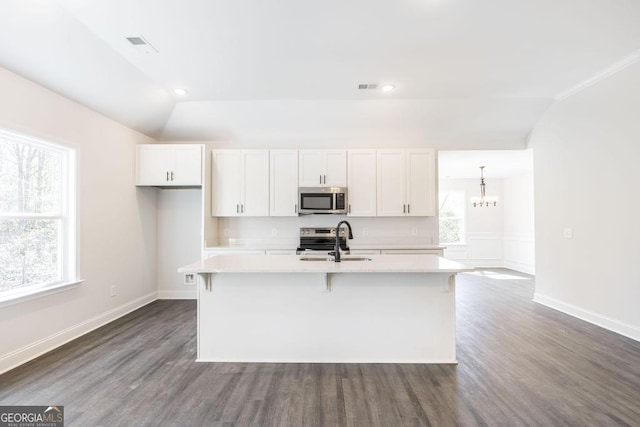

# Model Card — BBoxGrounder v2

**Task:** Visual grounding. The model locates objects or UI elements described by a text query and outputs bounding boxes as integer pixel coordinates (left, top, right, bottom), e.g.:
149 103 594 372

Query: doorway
438 150 534 274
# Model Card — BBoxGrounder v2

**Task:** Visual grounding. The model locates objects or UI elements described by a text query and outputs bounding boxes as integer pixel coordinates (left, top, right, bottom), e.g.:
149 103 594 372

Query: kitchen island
179 254 472 364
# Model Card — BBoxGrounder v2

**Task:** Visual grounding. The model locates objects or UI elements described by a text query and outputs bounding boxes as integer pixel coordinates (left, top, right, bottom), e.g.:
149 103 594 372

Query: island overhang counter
179 254 472 364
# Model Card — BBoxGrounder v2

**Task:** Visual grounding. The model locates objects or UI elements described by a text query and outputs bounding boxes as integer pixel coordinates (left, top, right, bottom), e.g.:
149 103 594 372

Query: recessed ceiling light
173 88 188 96
381 84 396 92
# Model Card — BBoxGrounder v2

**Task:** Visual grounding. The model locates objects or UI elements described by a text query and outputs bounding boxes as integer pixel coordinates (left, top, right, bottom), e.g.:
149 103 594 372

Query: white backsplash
212 215 437 247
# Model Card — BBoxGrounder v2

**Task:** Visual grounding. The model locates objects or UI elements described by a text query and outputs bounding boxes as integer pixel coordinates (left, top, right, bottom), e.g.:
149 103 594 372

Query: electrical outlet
271 228 278 237
184 273 196 285
110 286 117 297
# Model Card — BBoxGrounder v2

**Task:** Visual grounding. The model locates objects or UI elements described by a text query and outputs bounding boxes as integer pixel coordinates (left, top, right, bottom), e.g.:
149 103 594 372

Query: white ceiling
1 0 639 141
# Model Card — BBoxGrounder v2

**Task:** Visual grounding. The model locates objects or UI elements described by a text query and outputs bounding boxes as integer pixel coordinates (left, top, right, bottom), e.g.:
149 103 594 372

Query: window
439 191 465 244
0 128 76 300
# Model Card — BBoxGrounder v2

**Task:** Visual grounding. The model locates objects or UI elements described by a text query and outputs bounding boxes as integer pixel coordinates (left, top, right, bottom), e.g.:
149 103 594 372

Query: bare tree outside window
1 132 71 294
439 191 465 244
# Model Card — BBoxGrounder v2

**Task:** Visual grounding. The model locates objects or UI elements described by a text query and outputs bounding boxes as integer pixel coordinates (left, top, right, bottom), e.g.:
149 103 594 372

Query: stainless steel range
296 227 350 255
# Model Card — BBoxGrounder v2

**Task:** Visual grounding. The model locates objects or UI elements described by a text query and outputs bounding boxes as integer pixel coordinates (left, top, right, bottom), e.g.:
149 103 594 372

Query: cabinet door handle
324 175 326 184
408 204 410 214
403 204 406 213
236 204 239 213
348 204 351 214
166 171 170 181
241 204 244 214
294 204 297 214
170 171 174 181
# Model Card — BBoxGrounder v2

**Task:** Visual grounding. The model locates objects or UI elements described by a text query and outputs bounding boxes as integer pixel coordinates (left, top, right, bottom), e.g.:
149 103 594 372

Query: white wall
157 189 202 299
503 172 535 274
529 61 640 341
0 67 158 373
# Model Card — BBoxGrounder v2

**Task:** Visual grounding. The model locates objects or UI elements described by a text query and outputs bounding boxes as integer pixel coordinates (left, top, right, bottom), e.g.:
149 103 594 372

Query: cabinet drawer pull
408 204 410 214
319 175 322 184
348 204 351 214
323 175 326 184
241 204 244 214
295 204 297 214
166 171 170 181
236 204 239 213
403 204 406 213
170 171 174 181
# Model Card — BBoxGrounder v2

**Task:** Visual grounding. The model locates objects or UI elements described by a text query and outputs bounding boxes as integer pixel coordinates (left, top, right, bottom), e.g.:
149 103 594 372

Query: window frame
0 128 80 307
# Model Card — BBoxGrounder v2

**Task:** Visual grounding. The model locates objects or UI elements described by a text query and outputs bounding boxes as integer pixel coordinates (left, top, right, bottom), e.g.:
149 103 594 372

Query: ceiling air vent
126 37 146 45
126 36 158 54
358 83 378 90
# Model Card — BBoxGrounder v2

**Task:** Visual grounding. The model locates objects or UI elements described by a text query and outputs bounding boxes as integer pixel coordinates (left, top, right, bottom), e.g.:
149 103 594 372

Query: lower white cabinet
349 249 381 255
265 249 298 255
380 249 444 256
203 249 266 258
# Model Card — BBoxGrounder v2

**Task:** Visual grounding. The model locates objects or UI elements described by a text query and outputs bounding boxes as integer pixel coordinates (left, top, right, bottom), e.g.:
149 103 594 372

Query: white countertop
179 254 471 274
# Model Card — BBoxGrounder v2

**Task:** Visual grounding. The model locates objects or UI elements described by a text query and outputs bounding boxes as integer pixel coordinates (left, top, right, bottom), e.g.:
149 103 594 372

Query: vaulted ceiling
1 0 639 144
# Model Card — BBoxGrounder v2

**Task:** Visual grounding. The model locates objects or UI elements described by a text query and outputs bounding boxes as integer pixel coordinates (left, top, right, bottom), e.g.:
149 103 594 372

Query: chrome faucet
332 220 353 262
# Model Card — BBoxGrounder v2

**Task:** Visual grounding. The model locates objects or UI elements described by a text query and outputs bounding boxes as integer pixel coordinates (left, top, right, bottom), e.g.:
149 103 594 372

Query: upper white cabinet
270 150 299 216
299 150 347 187
347 150 376 216
211 150 269 216
136 144 203 186
377 149 436 216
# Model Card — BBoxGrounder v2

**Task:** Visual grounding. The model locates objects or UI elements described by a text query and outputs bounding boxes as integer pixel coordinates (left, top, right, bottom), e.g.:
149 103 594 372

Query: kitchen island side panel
197 272 456 363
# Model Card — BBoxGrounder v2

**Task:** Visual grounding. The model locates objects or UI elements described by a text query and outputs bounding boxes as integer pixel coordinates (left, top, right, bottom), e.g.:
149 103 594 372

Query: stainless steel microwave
298 187 348 215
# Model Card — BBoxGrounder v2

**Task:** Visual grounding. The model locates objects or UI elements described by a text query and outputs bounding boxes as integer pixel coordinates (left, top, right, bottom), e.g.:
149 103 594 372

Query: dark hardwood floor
1 269 639 426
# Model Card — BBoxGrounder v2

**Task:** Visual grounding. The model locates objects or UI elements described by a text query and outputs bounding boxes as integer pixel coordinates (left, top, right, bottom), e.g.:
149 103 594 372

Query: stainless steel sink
298 257 332 262
299 256 372 262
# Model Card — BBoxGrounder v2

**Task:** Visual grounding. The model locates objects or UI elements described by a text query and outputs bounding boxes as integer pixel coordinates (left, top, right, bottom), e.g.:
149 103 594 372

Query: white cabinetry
211 150 269 217
270 150 299 216
377 149 436 216
299 150 347 187
203 249 266 258
136 144 203 186
349 249 381 255
347 150 377 216
380 249 444 256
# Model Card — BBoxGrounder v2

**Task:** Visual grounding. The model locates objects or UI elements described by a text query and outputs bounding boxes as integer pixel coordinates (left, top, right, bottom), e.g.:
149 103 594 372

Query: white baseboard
0 292 157 375
534 293 640 342
157 289 197 300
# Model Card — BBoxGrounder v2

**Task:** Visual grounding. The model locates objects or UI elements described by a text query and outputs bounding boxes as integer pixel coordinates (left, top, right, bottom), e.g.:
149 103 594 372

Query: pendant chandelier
471 166 498 207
